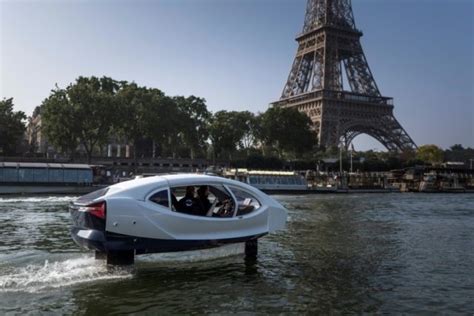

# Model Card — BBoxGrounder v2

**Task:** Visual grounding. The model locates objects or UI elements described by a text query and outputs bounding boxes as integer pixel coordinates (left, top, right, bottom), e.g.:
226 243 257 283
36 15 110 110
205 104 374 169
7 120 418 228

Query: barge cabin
0 162 94 194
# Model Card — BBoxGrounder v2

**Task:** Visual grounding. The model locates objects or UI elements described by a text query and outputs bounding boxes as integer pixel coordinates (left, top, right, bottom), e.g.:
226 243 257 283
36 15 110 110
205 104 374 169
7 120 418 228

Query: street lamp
339 141 343 175
349 143 354 173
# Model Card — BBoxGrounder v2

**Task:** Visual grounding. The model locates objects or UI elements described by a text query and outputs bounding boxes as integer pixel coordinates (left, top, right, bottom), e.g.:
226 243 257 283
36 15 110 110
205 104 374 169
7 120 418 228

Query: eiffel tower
272 0 416 151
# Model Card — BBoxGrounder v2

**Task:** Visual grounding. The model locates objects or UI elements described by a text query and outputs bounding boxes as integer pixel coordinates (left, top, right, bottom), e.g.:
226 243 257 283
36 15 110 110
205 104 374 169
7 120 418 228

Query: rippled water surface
0 194 473 314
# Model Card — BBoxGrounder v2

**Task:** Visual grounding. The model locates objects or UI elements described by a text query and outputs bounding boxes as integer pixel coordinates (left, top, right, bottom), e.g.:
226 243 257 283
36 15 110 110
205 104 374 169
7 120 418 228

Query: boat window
228 187 261 216
170 184 234 218
149 189 170 208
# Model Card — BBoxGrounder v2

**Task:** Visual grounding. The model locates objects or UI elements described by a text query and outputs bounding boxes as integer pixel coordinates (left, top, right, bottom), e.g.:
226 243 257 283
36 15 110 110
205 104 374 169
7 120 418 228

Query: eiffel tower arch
272 0 416 151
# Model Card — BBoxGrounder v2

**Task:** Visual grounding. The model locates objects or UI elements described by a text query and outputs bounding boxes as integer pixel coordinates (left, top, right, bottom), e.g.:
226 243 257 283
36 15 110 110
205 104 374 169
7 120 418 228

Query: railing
274 90 393 106
296 24 363 40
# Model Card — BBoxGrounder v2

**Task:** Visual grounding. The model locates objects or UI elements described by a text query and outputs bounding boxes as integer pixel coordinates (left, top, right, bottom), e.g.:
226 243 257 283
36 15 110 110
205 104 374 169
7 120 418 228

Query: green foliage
444 144 474 165
449 144 464 151
173 96 211 158
231 153 284 170
416 144 444 164
42 76 119 162
41 76 214 161
42 88 80 157
208 107 317 161
259 107 317 158
0 98 26 155
116 83 180 158
209 111 250 159
238 111 258 150
70 77 120 161
147 95 182 157
114 83 152 151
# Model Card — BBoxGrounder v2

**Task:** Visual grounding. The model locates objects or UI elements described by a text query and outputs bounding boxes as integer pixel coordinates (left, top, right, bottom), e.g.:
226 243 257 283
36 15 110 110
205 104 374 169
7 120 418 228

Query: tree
42 87 81 158
259 107 317 158
416 144 444 164
116 83 160 159
209 111 249 160
70 77 120 163
449 144 464 151
146 94 182 157
173 96 211 159
444 144 474 165
42 77 120 162
116 84 187 159
0 98 26 155
238 111 258 151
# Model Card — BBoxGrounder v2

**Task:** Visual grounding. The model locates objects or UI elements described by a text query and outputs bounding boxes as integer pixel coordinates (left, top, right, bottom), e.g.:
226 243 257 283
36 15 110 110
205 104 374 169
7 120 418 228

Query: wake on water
0 244 245 293
0 256 132 293
137 243 245 264
0 196 78 204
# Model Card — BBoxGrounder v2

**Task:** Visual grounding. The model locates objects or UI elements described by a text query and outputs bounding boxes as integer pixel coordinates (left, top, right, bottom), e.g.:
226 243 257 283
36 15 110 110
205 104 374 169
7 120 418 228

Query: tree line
35 76 317 163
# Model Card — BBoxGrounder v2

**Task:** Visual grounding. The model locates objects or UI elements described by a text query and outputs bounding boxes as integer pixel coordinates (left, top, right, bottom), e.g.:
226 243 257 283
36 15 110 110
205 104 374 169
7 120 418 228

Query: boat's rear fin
268 206 287 232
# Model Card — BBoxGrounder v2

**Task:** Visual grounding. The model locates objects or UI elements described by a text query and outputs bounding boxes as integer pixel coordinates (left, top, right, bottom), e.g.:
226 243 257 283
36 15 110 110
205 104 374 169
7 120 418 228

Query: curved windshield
228 186 261 216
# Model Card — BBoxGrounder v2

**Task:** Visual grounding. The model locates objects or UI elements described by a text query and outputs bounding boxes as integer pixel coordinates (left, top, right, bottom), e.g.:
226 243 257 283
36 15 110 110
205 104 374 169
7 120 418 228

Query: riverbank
1 163 473 195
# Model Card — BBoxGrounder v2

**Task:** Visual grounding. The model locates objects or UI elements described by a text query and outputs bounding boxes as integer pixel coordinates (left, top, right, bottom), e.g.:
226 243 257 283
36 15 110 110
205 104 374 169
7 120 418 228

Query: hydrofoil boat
70 174 288 265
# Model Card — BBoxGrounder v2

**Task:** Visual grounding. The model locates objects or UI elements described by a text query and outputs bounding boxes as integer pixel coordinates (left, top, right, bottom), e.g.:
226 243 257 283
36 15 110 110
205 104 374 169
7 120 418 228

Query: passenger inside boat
150 184 261 219
196 185 212 215
171 185 234 217
177 186 198 215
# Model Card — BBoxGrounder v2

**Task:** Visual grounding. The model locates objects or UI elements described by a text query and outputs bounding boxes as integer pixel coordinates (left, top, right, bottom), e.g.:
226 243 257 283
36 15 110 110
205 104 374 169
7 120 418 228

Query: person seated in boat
236 198 255 216
177 186 197 215
196 185 234 217
215 199 233 217
196 185 212 216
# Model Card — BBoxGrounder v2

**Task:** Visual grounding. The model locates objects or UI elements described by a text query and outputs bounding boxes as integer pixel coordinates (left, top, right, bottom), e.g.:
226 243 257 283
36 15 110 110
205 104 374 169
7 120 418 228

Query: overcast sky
1 0 473 150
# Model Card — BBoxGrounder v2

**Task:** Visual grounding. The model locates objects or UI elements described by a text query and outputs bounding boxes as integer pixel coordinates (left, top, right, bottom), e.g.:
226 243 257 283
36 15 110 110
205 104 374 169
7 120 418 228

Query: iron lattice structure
272 0 416 151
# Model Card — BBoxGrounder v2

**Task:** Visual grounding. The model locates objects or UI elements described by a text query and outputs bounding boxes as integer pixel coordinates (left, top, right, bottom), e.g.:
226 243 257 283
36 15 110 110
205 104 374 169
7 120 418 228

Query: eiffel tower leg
319 119 340 149
338 114 416 152
345 131 361 148
377 115 417 151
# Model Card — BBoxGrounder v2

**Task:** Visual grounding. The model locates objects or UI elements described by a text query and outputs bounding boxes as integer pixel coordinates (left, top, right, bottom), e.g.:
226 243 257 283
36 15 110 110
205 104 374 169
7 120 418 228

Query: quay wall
1 157 473 193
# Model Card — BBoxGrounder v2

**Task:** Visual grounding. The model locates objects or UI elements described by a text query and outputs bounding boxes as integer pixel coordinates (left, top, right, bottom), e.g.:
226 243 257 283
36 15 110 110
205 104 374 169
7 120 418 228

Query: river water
0 194 473 314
